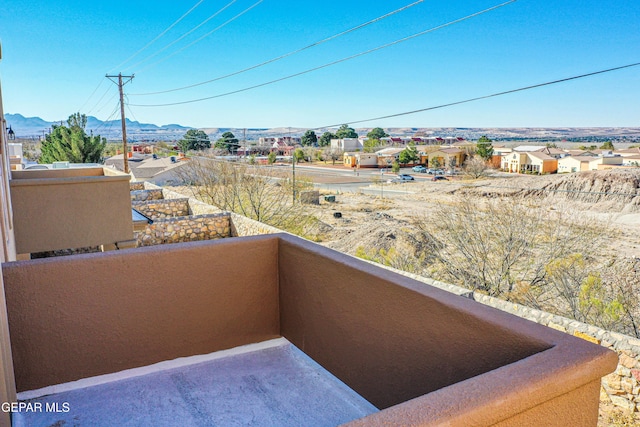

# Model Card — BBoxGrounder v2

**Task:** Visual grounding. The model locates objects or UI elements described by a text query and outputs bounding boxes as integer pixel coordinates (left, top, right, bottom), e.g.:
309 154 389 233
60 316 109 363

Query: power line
127 0 238 72
109 0 207 72
129 0 517 107
137 0 264 74
131 0 426 96
314 62 640 129
77 79 106 113
86 86 117 116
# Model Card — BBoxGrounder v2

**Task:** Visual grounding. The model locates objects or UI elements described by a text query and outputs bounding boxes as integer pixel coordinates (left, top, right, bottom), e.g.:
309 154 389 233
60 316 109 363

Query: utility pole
106 73 134 174
290 127 296 203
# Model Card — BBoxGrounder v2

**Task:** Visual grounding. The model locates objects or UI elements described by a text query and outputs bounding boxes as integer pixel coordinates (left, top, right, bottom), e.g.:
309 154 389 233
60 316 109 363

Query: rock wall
229 212 283 237
133 198 190 220
130 189 164 202
136 213 231 246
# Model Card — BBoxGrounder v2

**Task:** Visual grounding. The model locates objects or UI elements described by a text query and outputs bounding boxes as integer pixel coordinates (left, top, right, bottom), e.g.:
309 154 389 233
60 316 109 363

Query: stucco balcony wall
9 167 133 254
2 234 617 426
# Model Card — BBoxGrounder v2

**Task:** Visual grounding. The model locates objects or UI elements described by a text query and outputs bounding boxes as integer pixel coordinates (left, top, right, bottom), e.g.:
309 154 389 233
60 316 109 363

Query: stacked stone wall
136 213 231 246
130 189 164 202
229 212 283 237
132 198 190 220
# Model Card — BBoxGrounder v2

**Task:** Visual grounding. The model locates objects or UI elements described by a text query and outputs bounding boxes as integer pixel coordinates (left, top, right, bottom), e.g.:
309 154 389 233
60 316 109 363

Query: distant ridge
5 113 190 142
5 114 640 143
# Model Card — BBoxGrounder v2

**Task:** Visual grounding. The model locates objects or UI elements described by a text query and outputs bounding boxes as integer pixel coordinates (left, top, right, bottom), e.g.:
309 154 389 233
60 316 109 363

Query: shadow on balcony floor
14 338 378 427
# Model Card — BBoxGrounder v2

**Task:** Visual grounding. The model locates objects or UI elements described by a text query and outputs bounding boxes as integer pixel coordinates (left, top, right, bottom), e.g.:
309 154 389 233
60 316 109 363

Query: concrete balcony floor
14 338 378 427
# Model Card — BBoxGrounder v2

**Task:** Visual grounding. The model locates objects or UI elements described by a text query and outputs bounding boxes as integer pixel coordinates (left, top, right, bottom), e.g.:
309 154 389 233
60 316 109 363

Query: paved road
289 164 421 196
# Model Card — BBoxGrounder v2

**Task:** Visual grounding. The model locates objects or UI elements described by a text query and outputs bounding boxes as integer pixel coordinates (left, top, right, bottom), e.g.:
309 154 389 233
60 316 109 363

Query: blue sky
1 0 638 129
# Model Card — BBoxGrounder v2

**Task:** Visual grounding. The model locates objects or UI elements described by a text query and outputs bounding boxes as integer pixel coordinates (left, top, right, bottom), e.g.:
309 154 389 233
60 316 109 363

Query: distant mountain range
5 114 190 142
5 114 640 143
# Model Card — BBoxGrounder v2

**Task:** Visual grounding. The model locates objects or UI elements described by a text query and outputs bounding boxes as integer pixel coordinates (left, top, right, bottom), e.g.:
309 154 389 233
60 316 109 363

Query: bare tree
173 158 317 235
421 195 604 299
463 156 490 179
323 148 343 165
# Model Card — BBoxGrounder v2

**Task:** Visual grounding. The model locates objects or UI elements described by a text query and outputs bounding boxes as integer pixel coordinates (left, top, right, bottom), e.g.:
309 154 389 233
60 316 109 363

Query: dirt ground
311 171 640 260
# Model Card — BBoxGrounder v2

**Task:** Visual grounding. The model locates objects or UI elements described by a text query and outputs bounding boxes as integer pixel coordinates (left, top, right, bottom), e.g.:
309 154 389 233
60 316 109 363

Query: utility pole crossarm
106 73 134 174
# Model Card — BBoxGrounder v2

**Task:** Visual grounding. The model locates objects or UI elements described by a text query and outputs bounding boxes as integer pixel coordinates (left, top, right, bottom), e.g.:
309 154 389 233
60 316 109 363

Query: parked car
397 174 415 181
412 165 427 173
432 176 448 181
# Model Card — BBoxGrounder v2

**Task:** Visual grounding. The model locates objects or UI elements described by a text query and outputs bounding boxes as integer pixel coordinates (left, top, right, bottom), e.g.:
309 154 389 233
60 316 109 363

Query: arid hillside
316 169 640 260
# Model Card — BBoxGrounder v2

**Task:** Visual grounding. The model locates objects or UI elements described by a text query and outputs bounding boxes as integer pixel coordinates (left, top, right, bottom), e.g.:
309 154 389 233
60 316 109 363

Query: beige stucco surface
3 236 280 391
10 168 134 254
1 234 617 426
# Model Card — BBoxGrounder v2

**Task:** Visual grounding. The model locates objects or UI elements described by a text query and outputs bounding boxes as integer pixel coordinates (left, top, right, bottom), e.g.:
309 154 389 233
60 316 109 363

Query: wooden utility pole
106 73 134 174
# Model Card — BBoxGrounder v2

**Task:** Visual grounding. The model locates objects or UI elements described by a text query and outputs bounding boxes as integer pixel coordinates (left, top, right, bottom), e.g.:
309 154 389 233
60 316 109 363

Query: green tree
319 131 336 147
364 138 383 153
600 141 615 150
215 131 239 153
267 151 277 164
293 148 305 163
391 161 400 173
335 124 358 139
301 130 318 146
398 143 419 165
367 127 388 140
181 129 210 152
39 113 106 164
476 136 494 161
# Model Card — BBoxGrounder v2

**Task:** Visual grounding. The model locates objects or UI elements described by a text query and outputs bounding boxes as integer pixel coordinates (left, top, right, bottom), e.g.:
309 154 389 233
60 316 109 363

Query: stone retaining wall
136 213 231 247
132 198 190 220
229 212 283 237
130 189 163 202
129 182 145 191
161 189 223 216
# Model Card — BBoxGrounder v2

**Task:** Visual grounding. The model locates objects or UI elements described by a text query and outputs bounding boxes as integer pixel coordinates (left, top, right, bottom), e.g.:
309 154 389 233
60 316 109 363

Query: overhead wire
86 85 116 116
131 0 426 96
76 79 107 113
128 0 517 107
313 62 640 129
127 0 239 72
136 0 264 74
109 0 208 73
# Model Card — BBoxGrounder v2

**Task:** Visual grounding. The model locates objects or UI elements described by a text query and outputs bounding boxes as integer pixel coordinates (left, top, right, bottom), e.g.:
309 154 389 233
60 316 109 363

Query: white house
331 138 362 152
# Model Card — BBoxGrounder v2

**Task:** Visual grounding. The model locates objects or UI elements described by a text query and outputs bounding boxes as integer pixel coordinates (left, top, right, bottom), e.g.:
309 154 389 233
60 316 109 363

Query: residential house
375 147 404 168
621 155 640 167
415 145 442 165
428 147 465 169
331 138 362 152
557 156 597 173
539 147 568 159
343 152 378 168
129 155 190 185
501 151 558 174
271 140 296 156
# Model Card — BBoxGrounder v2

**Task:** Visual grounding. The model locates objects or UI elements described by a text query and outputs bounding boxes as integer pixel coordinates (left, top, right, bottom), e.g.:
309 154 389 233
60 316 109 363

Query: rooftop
15 338 377 427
